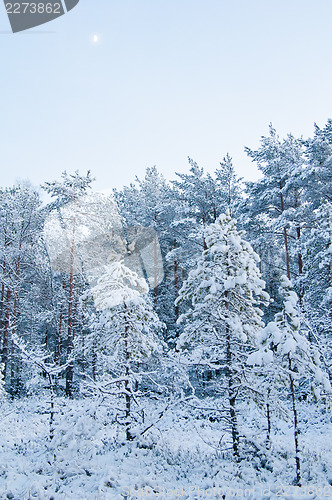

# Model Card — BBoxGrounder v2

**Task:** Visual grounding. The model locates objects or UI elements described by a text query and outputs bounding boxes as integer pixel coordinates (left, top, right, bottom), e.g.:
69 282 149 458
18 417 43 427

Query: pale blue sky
1 0 332 191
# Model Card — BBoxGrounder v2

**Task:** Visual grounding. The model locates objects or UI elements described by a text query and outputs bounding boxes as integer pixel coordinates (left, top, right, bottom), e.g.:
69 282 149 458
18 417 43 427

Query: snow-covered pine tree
303 119 332 211
248 275 331 485
301 121 332 374
172 158 221 230
170 158 244 337
0 184 46 396
245 125 305 286
42 171 94 397
175 212 269 459
301 200 332 381
114 166 175 332
82 260 164 441
215 154 243 217
171 157 229 259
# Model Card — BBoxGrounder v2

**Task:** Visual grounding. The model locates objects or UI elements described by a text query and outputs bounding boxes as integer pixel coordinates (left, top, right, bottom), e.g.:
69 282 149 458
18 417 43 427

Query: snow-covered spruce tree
175 213 269 459
248 275 331 485
82 260 164 441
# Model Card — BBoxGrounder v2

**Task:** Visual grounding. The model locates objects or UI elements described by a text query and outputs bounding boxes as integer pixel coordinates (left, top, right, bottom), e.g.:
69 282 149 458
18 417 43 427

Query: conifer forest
0 123 331 499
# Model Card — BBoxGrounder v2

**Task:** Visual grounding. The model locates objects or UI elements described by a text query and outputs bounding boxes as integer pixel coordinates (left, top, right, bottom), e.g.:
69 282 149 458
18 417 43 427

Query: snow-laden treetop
89 260 149 310
176 212 269 349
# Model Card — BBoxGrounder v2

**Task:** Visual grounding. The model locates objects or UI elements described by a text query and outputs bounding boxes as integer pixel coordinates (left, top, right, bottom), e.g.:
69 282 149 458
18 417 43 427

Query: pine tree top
90 260 148 311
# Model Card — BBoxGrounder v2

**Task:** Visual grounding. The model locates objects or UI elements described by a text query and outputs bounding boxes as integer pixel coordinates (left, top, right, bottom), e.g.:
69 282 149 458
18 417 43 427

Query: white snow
0 397 331 499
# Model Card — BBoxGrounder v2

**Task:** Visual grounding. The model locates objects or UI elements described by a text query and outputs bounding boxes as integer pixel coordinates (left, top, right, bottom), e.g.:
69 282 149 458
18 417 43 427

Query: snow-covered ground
0 397 331 499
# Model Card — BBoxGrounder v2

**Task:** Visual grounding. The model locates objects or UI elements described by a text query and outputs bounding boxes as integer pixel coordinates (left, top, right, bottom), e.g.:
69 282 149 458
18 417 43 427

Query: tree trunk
12 252 21 338
296 227 304 302
202 215 208 250
92 338 97 382
174 254 179 321
0 257 6 321
266 401 271 450
226 326 239 459
56 304 63 363
66 208 76 397
124 311 133 441
154 234 158 304
124 363 132 441
2 289 12 370
47 372 55 441
0 231 9 326
289 357 301 486
283 228 291 280
279 187 291 280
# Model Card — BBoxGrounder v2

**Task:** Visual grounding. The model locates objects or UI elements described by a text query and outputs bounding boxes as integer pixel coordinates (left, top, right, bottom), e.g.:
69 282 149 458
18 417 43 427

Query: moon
92 35 99 43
